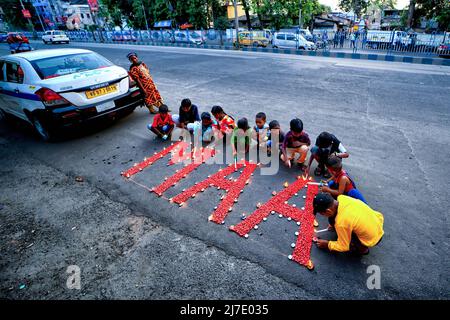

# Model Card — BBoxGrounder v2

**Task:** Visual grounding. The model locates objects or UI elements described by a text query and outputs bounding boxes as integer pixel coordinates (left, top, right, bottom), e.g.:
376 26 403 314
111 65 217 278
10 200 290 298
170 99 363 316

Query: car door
275 33 285 48
0 60 29 120
286 34 296 48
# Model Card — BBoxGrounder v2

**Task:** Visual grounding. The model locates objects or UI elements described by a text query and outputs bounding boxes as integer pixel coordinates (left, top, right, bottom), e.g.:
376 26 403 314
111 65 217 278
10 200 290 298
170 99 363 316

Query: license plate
96 101 115 113
85 84 118 99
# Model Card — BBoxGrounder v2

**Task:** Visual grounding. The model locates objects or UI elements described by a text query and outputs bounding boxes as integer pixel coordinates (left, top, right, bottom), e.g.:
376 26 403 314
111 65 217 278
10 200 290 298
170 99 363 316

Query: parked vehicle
236 31 269 47
0 49 143 141
42 30 70 44
272 32 316 50
6 32 29 44
174 31 203 45
6 33 33 54
366 30 411 49
0 31 8 43
299 28 314 42
437 40 450 58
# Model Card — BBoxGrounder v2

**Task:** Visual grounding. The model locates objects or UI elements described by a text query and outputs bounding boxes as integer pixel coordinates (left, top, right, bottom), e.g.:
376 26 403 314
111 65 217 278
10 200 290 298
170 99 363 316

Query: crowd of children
148 98 356 187
147 98 383 257
129 51 384 258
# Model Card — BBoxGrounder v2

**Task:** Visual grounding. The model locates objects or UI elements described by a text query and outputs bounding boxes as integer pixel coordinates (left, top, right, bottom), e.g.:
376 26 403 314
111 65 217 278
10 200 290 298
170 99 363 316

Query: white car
272 32 316 50
42 30 70 44
0 49 143 141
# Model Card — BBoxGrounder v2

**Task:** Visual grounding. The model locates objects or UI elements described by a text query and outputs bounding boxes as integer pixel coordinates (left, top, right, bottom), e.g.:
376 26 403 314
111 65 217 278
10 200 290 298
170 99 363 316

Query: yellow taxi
236 31 270 47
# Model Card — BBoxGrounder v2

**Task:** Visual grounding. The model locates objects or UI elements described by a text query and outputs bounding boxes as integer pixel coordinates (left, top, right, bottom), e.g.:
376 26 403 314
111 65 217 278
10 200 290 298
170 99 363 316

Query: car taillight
35 88 70 107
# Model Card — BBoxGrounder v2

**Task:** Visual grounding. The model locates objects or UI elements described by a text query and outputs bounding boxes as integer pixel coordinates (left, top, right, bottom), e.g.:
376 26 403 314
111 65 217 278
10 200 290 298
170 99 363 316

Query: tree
242 0 253 29
407 0 416 28
339 0 371 18
249 0 330 29
400 0 449 31
1 0 31 30
186 0 208 29
415 0 450 31
214 15 229 44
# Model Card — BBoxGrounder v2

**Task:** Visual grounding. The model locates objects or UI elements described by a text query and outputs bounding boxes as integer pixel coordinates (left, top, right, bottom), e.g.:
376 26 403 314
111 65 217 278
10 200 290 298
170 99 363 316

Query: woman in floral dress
127 52 163 114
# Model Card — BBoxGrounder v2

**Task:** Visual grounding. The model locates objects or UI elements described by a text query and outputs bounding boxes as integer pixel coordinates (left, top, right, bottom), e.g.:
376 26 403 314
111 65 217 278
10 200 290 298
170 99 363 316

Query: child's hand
316 239 329 250
285 159 291 168
232 150 237 156
321 186 331 193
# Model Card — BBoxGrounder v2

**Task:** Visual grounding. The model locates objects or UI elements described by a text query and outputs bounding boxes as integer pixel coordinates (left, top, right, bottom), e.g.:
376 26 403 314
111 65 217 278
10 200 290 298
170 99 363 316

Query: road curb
66 40 450 66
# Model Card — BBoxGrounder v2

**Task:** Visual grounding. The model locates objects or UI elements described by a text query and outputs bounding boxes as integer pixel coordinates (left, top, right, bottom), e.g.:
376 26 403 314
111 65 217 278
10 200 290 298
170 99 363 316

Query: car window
286 34 296 41
30 53 113 80
276 34 285 40
5 62 24 84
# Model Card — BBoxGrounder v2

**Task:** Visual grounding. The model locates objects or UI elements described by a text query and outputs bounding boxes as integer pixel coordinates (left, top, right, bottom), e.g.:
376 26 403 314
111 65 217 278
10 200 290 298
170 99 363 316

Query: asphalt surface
0 41 449 299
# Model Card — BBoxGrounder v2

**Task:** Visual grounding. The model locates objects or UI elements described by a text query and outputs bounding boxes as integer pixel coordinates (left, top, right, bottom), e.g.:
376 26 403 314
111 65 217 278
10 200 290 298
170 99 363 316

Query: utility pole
19 0 36 32
141 1 149 31
28 0 46 31
298 0 302 29
233 0 239 46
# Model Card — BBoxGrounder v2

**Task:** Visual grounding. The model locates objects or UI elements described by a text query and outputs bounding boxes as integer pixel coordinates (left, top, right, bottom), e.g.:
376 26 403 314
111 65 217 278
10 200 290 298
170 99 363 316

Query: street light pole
141 1 149 31
19 0 36 32
233 0 239 46
298 0 302 29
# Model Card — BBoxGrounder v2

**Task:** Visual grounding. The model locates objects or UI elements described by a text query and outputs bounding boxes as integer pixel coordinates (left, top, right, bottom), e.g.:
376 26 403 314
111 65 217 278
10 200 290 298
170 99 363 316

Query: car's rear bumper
46 89 143 128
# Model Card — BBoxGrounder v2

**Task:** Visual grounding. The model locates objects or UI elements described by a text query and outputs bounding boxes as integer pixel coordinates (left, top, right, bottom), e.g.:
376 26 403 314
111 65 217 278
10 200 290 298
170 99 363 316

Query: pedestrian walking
127 52 163 114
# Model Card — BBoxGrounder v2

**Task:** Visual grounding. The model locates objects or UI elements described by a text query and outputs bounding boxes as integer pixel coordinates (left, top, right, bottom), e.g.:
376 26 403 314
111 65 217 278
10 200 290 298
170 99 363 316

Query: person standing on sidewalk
339 31 345 48
128 52 163 114
333 31 339 48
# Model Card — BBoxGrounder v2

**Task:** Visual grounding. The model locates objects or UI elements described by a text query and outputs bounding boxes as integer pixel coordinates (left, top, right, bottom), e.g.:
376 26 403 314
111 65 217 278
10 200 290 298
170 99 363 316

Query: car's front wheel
43 40 47 44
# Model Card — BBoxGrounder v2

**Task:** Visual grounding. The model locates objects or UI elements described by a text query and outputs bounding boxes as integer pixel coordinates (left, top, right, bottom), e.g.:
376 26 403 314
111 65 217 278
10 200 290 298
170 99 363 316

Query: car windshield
54 31 65 35
190 33 200 38
31 53 113 80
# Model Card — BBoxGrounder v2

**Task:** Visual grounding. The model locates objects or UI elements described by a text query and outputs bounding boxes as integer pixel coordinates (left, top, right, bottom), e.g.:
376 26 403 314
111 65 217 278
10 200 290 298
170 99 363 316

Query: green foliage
1 0 30 30
415 0 450 31
338 0 371 18
214 16 230 30
249 0 331 29
34 0 330 31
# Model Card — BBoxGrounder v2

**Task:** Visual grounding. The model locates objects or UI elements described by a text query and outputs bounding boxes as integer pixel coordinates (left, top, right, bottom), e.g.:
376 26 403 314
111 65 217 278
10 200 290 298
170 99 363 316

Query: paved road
1 41 449 299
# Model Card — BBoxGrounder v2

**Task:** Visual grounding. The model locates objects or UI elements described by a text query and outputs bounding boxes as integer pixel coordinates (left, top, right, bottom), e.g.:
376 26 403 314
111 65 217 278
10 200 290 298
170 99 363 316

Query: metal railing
22 29 450 58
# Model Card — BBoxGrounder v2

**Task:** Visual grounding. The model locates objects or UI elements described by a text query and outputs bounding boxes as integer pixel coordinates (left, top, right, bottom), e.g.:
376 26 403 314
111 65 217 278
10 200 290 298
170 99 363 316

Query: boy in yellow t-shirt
313 193 384 255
